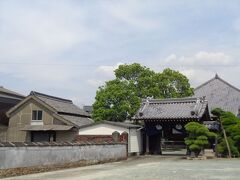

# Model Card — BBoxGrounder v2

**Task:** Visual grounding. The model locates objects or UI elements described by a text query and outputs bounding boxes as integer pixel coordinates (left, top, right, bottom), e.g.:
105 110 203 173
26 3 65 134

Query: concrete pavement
4 156 240 180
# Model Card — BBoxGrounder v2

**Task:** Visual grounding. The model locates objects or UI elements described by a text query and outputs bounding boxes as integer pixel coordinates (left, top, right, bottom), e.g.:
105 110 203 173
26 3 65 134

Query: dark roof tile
59 115 94 127
194 75 240 115
0 86 25 100
29 91 94 127
31 91 90 117
133 97 208 120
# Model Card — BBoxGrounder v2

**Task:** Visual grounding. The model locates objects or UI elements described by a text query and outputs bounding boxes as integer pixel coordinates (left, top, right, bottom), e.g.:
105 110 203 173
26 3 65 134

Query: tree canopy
93 63 194 122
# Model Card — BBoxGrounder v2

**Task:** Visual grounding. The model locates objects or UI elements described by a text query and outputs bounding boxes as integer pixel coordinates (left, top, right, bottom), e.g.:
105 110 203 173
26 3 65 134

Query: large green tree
93 79 141 122
93 63 193 122
156 68 194 98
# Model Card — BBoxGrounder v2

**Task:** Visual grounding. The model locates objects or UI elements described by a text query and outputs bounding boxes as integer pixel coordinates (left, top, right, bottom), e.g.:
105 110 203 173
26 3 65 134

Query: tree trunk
220 119 231 158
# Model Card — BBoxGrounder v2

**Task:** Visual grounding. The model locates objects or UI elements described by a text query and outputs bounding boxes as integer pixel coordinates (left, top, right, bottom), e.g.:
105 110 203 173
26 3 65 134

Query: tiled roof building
194 74 240 115
29 91 92 127
133 97 209 121
0 86 25 125
6 91 93 142
7 91 93 129
0 86 25 101
0 86 25 141
133 97 210 154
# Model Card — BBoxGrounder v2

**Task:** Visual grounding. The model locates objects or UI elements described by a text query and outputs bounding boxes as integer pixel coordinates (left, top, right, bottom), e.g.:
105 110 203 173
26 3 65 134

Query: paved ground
5 155 240 180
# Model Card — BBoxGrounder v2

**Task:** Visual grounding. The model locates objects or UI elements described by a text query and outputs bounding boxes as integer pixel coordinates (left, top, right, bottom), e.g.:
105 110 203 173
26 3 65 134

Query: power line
0 62 100 67
0 62 239 68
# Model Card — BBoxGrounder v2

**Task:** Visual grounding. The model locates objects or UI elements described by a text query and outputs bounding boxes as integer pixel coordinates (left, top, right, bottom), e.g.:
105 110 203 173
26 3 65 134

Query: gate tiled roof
133 97 208 121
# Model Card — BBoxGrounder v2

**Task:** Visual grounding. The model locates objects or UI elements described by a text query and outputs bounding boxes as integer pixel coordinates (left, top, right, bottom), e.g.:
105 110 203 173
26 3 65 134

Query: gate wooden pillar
146 134 149 154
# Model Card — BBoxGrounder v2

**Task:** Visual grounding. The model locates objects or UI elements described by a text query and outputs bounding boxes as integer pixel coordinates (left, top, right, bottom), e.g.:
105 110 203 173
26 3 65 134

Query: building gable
7 96 74 127
8 99 69 128
5 91 93 142
6 98 75 142
194 74 240 115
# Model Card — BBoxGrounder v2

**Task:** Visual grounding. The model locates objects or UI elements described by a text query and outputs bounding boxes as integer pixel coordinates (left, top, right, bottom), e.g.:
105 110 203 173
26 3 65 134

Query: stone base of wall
0 157 126 178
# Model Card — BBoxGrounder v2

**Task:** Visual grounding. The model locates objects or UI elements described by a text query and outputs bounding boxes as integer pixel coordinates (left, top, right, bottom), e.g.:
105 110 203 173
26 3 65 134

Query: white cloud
87 62 124 88
180 69 215 86
99 1 161 31
0 1 96 90
87 79 104 88
163 51 233 66
0 1 240 106
0 2 94 60
96 62 124 78
233 18 240 32
160 51 239 87
164 54 177 62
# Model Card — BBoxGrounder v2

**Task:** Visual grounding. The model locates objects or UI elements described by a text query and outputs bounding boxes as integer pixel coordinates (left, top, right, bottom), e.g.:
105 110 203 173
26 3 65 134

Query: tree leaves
211 108 240 157
184 122 216 155
93 63 194 122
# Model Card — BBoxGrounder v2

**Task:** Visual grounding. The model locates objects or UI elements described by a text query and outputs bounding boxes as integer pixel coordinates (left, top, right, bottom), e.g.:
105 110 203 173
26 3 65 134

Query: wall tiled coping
0 141 125 147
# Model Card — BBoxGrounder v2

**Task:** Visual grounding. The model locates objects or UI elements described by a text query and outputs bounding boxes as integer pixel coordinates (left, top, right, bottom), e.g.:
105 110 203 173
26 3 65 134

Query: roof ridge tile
30 91 73 103
195 74 240 92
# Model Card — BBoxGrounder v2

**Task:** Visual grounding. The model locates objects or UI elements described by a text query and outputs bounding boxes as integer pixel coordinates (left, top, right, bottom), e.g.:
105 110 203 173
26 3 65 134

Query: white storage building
78 121 143 155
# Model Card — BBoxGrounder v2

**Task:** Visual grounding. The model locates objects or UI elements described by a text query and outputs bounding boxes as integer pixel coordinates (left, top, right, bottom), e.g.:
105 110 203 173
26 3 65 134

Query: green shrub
216 138 239 157
184 122 216 157
189 144 201 152
211 108 225 117
221 112 238 126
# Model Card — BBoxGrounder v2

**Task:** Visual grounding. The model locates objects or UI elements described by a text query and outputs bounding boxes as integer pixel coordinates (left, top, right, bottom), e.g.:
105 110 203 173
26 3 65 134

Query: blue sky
0 0 240 106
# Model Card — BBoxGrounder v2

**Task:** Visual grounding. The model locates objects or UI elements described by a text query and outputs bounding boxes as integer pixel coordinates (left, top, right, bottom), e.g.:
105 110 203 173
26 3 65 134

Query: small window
32 110 43 121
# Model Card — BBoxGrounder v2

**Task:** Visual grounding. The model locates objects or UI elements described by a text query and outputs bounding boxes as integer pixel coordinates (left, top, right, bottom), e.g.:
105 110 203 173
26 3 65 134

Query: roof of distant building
194 74 240 115
0 87 25 125
83 105 93 113
0 86 25 101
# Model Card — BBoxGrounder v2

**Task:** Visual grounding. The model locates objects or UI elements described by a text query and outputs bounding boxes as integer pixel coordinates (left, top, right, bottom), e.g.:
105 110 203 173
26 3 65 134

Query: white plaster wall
78 124 128 135
0 144 126 169
129 129 142 153
78 124 143 154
